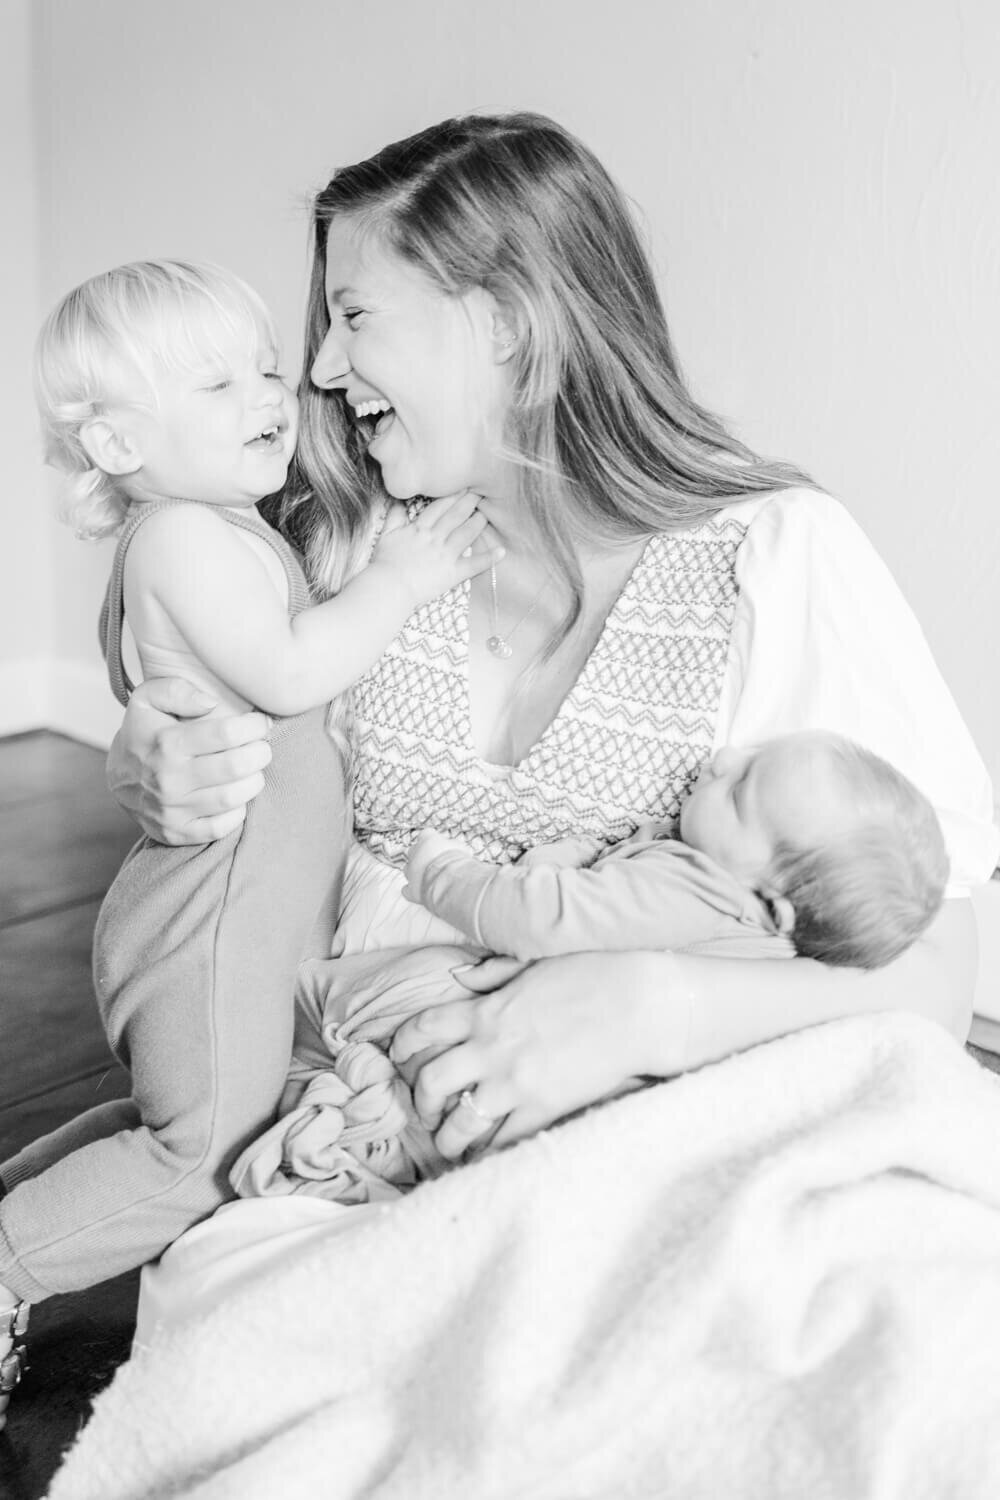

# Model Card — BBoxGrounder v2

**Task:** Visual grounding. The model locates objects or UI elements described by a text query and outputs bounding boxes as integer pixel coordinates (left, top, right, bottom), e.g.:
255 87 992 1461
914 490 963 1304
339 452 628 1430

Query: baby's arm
123 497 498 716
405 830 743 959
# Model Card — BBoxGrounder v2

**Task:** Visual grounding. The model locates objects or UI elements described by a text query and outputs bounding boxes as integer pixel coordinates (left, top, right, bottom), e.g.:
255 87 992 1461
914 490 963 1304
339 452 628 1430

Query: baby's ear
761 891 796 936
79 417 142 477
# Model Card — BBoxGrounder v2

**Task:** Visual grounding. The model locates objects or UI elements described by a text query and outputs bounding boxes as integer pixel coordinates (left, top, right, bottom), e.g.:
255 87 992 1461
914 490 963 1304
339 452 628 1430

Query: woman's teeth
354 399 392 420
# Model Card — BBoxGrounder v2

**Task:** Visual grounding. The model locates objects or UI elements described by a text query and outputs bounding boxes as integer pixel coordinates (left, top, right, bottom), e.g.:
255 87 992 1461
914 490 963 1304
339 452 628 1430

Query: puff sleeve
714 489 998 895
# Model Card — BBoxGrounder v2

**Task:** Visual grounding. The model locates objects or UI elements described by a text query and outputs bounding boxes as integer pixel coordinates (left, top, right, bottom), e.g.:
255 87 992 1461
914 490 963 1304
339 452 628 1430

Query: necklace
485 562 547 660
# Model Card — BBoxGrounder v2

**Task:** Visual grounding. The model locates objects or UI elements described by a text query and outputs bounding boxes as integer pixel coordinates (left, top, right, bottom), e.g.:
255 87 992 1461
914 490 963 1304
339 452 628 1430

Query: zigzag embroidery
354 517 747 867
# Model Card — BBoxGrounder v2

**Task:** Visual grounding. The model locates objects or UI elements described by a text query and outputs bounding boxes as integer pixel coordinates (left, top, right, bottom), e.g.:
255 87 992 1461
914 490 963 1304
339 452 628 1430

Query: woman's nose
310 328 350 389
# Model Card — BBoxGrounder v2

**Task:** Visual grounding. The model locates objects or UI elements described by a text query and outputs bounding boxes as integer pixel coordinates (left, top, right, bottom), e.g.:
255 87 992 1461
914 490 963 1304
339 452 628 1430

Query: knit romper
0 502 350 1302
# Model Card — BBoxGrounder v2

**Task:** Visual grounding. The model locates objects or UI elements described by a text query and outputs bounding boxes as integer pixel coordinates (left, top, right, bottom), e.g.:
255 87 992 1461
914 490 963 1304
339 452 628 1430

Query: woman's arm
391 898 978 1159
677 897 977 1065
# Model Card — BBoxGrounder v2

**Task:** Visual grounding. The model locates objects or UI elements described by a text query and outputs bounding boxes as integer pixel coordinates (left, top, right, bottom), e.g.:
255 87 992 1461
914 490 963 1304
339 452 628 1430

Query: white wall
15 0 1000 786
0 0 52 732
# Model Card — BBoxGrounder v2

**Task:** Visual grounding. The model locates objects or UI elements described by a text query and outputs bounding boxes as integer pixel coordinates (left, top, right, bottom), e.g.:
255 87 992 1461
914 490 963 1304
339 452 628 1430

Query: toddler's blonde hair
35 259 280 540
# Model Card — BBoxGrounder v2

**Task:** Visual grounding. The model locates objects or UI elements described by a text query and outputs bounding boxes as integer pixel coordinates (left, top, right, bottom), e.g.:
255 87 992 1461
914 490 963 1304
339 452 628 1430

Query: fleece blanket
49 1013 1000 1500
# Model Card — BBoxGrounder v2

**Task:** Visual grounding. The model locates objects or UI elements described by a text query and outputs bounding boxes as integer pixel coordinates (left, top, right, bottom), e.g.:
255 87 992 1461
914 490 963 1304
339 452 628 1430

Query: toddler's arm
123 495 500 716
404 829 749 959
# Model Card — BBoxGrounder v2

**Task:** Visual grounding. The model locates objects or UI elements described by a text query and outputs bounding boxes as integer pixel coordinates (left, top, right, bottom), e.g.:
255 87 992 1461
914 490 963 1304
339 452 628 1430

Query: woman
108 112 994 1185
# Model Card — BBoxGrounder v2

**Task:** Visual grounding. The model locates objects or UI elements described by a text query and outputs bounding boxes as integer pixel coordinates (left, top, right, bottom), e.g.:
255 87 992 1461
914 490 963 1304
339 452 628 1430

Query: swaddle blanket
49 1013 1000 1500
229 947 474 1203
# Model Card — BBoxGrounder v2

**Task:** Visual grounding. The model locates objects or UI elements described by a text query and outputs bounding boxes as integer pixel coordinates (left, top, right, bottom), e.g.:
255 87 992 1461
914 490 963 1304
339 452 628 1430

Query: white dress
136 489 998 1343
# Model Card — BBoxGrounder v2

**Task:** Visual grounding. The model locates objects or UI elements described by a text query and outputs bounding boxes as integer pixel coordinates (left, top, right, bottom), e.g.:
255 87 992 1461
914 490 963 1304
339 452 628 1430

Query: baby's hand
371 493 504 608
518 834 604 870
404 829 473 905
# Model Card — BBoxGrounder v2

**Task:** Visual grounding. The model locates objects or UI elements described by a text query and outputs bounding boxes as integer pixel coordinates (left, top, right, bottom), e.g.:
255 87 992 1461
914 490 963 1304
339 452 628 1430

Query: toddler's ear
761 892 796 937
79 417 142 477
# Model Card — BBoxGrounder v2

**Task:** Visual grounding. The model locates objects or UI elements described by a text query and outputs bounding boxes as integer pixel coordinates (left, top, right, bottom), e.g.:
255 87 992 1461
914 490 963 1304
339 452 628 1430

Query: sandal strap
0 1301 29 1340
0 1345 28 1395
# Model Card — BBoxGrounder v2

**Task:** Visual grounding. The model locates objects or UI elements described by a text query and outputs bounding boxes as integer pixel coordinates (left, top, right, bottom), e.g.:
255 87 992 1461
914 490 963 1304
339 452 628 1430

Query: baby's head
35 259 297 539
679 730 948 968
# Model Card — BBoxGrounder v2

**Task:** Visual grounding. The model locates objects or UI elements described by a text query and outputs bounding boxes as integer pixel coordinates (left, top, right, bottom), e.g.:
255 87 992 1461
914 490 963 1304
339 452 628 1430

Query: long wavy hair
273 112 812 633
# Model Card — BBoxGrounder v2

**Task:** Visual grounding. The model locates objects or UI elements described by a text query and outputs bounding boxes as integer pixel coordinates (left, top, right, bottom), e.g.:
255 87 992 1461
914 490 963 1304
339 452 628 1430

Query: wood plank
0 1065 132 1163
0 731 114 810
0 792 137 925
0 901 123 1108
0 734 138 1496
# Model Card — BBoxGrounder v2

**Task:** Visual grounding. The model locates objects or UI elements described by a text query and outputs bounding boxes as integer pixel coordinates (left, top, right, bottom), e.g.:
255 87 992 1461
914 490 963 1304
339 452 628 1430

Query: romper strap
98 500 313 707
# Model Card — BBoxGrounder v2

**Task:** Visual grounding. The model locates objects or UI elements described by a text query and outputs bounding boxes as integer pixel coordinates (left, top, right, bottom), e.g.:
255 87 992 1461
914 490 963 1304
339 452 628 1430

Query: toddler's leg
0 1100 138 1428
0 711 349 1304
0 922 297 1302
0 1099 140 1194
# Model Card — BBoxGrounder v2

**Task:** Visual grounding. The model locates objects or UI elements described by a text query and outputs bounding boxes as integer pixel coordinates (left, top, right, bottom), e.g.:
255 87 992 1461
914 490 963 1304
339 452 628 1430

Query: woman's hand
390 950 681 1160
107 678 273 844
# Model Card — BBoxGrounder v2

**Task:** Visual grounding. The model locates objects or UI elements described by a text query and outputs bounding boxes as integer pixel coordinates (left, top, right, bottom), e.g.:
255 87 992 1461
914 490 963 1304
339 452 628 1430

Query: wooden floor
0 731 140 1500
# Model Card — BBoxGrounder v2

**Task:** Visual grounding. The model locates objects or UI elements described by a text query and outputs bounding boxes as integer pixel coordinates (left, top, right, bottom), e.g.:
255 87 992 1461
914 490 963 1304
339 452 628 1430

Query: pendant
486 634 514 660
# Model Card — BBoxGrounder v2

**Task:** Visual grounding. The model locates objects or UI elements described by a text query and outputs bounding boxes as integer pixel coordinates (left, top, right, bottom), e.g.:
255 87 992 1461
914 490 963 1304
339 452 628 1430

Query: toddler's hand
370 492 504 608
403 828 471 905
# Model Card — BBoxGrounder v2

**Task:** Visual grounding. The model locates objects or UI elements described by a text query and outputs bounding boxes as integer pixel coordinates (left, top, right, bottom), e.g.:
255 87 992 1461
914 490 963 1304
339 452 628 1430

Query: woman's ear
79 417 143 477
477 291 520 365
491 314 519 364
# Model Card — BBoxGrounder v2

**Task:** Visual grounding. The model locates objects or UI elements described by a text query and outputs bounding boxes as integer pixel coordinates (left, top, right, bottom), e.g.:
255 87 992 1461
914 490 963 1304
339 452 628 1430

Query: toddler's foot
0 1300 30 1431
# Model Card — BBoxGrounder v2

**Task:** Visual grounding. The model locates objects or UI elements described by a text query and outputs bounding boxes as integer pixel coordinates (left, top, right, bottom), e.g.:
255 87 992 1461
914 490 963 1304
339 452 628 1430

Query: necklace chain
486 563 547 660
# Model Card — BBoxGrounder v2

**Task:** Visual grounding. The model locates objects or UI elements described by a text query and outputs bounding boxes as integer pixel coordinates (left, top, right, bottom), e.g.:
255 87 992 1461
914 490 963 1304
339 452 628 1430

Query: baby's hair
35 259 280 540
767 737 949 969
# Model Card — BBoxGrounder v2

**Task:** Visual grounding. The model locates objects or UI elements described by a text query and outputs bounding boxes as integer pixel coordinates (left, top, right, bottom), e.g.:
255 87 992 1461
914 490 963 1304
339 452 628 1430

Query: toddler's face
679 733 843 888
114 313 298 507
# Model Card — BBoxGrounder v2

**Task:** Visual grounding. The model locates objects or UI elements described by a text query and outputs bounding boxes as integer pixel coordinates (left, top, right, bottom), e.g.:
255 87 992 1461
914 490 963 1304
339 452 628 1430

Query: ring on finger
457 1087 494 1125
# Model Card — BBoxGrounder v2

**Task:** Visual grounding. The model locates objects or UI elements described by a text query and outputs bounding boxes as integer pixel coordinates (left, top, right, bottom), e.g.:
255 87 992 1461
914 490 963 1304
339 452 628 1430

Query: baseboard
0 657 120 748
0 660 49 738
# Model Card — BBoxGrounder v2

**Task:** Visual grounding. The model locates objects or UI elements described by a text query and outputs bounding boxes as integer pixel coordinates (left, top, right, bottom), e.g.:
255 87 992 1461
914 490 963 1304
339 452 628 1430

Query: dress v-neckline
459 538 652 772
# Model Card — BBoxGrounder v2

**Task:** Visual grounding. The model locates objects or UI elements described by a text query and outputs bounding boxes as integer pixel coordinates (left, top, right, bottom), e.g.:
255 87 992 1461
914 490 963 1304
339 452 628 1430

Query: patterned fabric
353 513 748 867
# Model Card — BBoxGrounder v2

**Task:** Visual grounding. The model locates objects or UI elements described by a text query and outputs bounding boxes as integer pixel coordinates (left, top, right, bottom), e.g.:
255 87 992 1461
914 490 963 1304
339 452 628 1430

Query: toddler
0 260 499 1411
231 728 947 1207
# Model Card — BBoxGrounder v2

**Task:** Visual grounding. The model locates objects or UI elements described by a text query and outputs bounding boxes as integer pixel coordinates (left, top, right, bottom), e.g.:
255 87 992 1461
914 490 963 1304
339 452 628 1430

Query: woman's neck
474 486 650 579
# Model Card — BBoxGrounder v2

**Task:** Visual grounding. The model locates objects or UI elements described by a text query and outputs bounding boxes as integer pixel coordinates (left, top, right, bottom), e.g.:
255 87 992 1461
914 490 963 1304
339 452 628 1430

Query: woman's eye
344 309 365 330
204 380 231 393
263 371 285 382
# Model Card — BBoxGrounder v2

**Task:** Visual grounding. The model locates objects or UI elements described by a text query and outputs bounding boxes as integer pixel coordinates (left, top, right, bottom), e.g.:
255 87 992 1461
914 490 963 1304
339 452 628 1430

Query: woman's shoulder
717 485 856 541
717 486 897 596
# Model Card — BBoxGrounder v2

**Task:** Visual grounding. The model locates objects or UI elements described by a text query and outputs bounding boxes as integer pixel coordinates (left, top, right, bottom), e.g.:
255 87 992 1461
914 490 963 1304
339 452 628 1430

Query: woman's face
310 217 516 500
